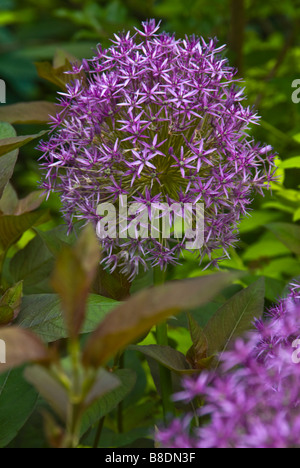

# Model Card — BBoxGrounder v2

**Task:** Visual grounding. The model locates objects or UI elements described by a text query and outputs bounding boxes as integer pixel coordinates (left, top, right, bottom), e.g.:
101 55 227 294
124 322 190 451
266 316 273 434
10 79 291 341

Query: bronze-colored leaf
51 225 101 338
15 191 46 215
0 327 49 373
82 272 238 368
35 50 86 91
0 131 47 157
186 313 208 369
0 102 56 125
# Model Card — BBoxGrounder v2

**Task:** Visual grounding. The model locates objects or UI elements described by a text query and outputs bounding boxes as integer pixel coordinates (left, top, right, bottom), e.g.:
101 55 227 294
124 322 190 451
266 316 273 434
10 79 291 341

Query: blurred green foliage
1 0 300 286
1 0 300 448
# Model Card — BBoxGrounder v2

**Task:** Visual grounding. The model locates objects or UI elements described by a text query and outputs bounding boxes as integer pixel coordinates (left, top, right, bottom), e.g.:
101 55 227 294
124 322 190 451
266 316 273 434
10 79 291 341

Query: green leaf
0 102 56 125
0 130 47 157
0 183 18 215
204 278 265 359
130 344 195 375
0 281 23 320
15 293 117 343
81 369 136 435
294 208 300 222
239 210 282 234
0 210 48 254
186 313 209 369
0 123 18 197
0 368 38 447
266 222 300 255
0 305 14 325
10 236 54 294
82 272 239 368
280 156 300 169
51 225 101 338
243 235 290 261
93 263 132 301
35 224 79 256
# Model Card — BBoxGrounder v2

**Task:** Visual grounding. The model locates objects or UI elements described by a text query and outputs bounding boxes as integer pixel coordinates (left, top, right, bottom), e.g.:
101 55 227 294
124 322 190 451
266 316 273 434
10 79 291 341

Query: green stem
117 353 125 433
153 268 174 423
93 417 105 449
65 339 83 449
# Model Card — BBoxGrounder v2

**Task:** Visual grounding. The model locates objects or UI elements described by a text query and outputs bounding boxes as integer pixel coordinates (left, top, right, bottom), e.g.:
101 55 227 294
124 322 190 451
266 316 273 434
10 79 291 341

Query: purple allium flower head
157 282 300 449
39 20 276 278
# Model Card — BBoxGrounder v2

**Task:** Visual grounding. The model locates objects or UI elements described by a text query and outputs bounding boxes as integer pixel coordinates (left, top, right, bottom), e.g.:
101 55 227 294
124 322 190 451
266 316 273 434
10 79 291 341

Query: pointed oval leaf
0 368 38 447
204 277 265 360
0 327 49 373
0 130 47 157
82 272 239 368
51 225 101 338
0 102 56 125
266 222 300 255
0 123 18 197
15 293 117 343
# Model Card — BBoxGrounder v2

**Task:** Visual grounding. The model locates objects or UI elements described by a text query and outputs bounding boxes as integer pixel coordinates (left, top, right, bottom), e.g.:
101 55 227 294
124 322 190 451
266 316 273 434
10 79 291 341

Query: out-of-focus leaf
0 368 38 448
84 369 120 408
35 50 85 90
0 210 48 254
24 365 69 422
81 369 136 435
0 281 23 320
51 225 101 338
15 191 46 215
239 210 283 234
35 225 79 256
82 272 239 368
0 306 14 326
294 208 300 222
266 223 300 255
280 156 300 169
0 102 56 124
10 236 54 294
0 327 49 373
204 278 265 359
15 294 117 343
0 130 47 157
243 236 290 261
0 123 18 197
0 183 18 215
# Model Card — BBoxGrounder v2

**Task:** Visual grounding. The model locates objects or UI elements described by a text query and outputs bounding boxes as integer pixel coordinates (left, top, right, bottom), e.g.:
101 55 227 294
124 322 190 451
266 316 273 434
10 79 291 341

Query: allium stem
154 267 174 422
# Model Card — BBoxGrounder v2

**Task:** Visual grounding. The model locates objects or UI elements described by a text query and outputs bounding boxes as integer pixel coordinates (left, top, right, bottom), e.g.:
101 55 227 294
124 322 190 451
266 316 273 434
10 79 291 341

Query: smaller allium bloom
39 19 276 279
157 282 300 449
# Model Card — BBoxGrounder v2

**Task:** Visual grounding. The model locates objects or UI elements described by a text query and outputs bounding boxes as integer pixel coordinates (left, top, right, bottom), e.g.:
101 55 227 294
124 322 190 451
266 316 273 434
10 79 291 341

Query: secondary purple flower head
39 19 276 278
157 282 300 448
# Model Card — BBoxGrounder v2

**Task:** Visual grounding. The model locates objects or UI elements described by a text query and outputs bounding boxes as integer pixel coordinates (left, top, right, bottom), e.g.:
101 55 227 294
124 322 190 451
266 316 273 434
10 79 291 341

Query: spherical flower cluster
157 282 300 449
39 19 276 278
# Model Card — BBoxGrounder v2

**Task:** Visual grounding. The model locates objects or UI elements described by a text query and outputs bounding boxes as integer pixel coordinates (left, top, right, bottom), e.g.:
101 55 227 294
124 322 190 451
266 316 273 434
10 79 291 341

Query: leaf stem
154 267 174 423
117 353 125 433
93 417 105 449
